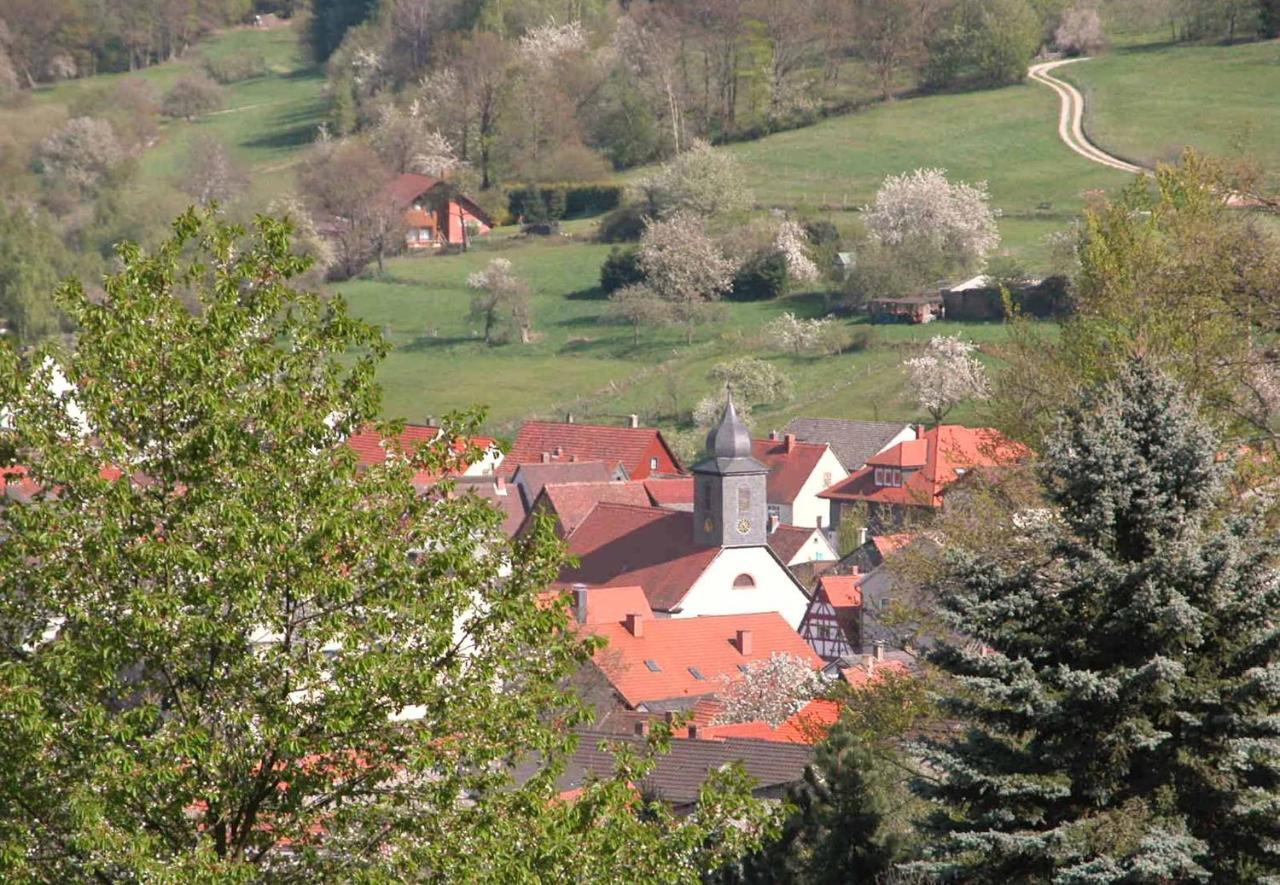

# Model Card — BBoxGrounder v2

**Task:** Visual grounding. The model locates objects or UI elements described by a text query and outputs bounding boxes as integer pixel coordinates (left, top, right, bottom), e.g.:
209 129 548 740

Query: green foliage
310 0 379 60
0 210 770 879
203 49 269 84
508 184 623 222
0 203 68 343
597 205 649 243
600 247 645 295
924 0 1041 89
161 73 226 119
730 249 790 302
916 363 1280 882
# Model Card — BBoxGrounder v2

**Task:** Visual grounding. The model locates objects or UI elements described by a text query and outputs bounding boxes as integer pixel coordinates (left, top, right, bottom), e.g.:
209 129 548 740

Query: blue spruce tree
914 362 1280 882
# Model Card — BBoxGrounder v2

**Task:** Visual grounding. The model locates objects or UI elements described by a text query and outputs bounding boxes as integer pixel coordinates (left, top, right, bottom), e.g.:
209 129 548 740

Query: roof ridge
523 420 658 433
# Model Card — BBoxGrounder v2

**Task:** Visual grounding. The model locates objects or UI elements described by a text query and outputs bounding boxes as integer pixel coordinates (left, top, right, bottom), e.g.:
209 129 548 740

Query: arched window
733 573 756 589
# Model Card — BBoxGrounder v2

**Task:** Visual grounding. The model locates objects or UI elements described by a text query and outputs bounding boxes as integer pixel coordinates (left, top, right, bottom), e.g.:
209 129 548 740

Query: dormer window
873 468 903 487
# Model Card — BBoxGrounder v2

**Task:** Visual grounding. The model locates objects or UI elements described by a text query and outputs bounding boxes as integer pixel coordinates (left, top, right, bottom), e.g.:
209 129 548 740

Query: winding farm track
1028 58 1150 176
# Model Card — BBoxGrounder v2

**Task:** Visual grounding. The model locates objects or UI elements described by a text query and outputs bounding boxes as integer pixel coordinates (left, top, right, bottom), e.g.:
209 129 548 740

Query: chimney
857 527 868 547
566 413 574 424
849 565 860 576
572 583 589 624
629 414 640 428
916 424 927 439
769 429 779 440
634 719 650 737
625 612 644 637
541 452 551 463
873 640 885 662
768 512 780 534
784 433 796 453
736 629 753 655
494 476 507 496
863 653 876 676
569 453 578 462
553 445 564 458
687 723 700 740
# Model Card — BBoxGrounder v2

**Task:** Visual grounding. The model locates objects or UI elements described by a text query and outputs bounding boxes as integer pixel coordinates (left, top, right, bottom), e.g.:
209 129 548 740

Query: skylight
688 666 705 680
644 659 661 672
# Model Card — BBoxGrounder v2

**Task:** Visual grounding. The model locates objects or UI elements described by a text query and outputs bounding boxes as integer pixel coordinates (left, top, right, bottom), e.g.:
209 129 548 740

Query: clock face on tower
737 518 751 535
703 517 715 534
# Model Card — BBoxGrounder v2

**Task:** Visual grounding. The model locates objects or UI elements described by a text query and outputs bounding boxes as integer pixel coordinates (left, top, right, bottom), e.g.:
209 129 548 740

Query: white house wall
790 448 849 529
675 547 810 629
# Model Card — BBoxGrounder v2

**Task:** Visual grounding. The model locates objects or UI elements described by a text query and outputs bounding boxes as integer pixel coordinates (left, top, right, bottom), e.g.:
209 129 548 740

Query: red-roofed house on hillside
576 602 822 711
506 419 682 480
798 574 864 662
344 423 502 485
819 424 1028 535
752 432 847 529
387 173 493 249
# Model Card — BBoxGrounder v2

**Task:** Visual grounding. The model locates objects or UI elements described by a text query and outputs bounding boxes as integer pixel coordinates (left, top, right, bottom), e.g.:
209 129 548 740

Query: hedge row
508 183 625 221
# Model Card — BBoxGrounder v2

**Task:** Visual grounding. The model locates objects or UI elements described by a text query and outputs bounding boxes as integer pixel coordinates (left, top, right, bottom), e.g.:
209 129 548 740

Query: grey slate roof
783 418 913 472
515 732 812 808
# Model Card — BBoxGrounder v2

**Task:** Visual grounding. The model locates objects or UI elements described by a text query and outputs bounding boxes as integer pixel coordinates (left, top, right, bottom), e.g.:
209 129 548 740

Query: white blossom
638 212 735 305
1055 5 1106 55
766 312 833 355
639 140 753 218
775 220 820 284
902 335 991 424
865 168 1001 270
713 652 824 727
518 19 587 70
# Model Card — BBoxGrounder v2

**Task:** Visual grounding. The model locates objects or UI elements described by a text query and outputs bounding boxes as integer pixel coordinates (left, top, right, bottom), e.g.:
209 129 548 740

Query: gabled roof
751 436 833 503
585 611 822 707
815 574 862 609
451 476 527 536
511 460 615 507
345 423 496 485
783 418 914 471
508 421 681 477
643 476 694 507
819 425 1028 509
559 504 720 611
386 172 442 206
767 524 822 565
699 699 841 745
529 480 653 535
866 438 928 469
872 533 915 561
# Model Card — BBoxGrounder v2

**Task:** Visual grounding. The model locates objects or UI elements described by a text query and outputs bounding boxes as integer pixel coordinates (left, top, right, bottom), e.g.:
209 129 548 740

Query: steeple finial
705 385 751 459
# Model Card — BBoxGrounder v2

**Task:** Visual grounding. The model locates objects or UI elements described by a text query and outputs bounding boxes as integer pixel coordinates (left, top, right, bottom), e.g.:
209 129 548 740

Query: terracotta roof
559 504 720 612
385 172 442 206
866 438 928 469
518 733 813 808
585 611 823 707
452 476 527 536
507 421 680 478
345 423 496 485
872 533 915 560
816 574 862 609
841 658 911 687
532 481 653 535
767 524 820 564
574 585 654 623
643 476 694 507
512 460 614 507
699 699 841 745
820 425 1029 509
751 436 832 503
783 418 914 471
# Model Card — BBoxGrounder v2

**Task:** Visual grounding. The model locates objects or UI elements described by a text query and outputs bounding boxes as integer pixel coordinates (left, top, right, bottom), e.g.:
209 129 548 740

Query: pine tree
914 362 1280 882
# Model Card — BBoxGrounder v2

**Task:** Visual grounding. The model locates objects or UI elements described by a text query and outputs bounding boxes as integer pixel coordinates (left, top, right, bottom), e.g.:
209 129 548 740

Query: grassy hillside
18 25 325 201
1059 39 1280 170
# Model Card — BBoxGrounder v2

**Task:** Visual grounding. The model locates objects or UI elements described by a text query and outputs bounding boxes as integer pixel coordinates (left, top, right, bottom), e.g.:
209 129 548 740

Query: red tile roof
820 425 1028 509
699 699 841 745
585 611 822 707
345 424 496 485
532 481 654 535
385 172 442 206
815 574 862 609
767 524 820 564
752 436 832 503
513 460 615 505
507 421 681 479
841 659 910 687
872 533 915 560
643 476 694 507
452 476 527 536
559 504 718 611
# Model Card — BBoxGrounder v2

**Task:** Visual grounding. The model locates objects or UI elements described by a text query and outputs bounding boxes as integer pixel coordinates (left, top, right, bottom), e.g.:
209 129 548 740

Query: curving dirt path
1028 58 1149 176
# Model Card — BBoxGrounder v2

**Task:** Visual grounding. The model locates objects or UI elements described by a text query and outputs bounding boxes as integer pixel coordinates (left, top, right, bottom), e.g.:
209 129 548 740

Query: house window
874 468 885 486
822 472 833 487
701 481 712 509
891 469 902 487
733 573 756 589
649 456 659 471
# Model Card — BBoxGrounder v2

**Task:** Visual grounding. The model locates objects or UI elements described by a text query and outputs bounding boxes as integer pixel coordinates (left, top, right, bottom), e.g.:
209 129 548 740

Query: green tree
0 210 769 879
309 0 379 60
915 362 1280 882
924 0 1040 89
0 203 67 343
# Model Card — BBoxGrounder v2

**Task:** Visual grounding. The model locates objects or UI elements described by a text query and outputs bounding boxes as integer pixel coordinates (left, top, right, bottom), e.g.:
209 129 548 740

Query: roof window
644 659 661 672
688 666 705 680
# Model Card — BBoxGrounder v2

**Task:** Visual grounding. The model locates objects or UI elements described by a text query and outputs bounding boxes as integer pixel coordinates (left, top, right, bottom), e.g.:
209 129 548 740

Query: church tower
692 390 769 548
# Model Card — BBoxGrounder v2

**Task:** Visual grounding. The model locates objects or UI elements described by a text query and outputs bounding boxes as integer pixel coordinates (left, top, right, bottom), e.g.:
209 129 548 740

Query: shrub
204 50 269 84
730 249 789 302
597 205 649 243
803 220 841 249
564 183 624 216
161 74 225 120
509 183 624 220
600 247 645 295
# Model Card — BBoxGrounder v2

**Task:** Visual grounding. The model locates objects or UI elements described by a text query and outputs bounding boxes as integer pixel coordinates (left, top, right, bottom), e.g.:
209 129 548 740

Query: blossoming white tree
638 212 735 343
518 19 587 70
1054 5 1106 55
775 220 820 284
714 652 824 727
864 168 1000 275
902 335 991 424
467 257 533 345
639 139 753 218
692 358 793 426
767 312 834 356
